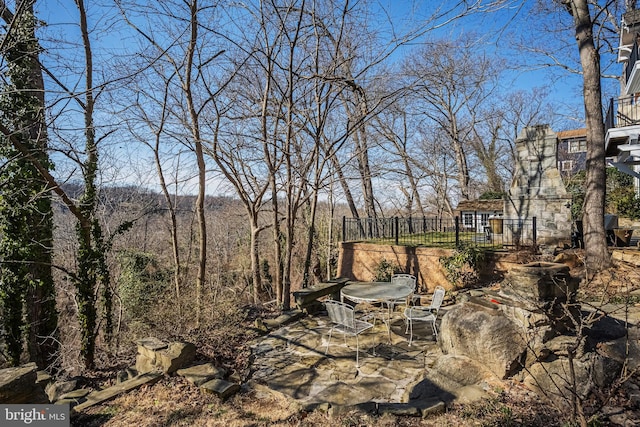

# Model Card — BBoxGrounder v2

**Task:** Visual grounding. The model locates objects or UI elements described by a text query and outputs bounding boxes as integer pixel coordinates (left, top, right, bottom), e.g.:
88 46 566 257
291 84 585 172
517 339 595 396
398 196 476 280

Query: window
463 213 474 227
561 160 574 171
567 138 586 153
480 213 490 227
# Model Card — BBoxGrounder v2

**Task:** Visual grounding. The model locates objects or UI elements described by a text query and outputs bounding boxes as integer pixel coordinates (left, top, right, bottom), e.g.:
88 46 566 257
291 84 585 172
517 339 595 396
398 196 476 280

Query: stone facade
504 125 572 248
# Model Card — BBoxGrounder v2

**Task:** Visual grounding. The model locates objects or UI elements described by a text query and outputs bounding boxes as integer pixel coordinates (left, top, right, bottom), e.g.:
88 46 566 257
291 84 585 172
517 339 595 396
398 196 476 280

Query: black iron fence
342 216 537 249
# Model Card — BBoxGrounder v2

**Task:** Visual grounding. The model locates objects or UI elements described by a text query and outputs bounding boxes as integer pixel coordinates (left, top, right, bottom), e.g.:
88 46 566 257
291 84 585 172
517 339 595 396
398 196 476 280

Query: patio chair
391 273 417 289
324 300 375 367
387 274 417 310
403 286 446 346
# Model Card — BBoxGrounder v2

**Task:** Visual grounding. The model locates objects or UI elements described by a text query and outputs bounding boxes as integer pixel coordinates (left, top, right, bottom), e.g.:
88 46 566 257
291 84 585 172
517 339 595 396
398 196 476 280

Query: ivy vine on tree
0 1 58 369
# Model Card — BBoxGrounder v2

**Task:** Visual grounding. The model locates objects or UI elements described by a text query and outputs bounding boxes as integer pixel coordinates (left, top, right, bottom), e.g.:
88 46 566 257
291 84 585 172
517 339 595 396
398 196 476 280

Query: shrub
567 168 640 221
440 244 485 288
479 191 505 200
565 170 586 221
117 250 171 324
373 258 402 281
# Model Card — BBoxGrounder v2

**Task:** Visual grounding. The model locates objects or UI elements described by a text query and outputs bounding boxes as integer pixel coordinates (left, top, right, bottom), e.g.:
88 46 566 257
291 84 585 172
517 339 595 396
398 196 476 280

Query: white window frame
561 160 574 171
463 213 474 227
567 139 586 153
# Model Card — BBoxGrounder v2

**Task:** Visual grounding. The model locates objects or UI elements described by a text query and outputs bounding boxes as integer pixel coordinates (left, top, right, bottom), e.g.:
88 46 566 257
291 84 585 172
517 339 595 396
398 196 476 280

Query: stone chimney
504 125 572 248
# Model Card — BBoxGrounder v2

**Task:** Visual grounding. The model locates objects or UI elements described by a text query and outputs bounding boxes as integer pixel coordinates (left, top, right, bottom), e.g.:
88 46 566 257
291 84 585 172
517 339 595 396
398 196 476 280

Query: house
456 199 504 232
556 128 587 177
504 125 573 246
603 9 640 195
455 124 585 246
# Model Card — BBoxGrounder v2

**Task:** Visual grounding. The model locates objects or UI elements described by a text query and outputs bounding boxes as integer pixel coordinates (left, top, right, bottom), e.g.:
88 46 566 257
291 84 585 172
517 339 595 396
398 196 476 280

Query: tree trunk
449 112 471 201
152 127 182 317
250 220 262 304
330 154 360 218
565 0 611 271
184 0 207 324
76 0 102 369
0 0 59 369
352 94 377 220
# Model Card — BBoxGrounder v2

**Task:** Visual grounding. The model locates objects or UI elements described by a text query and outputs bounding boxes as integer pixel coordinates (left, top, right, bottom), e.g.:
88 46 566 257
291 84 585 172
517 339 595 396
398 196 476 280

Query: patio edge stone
377 402 422 417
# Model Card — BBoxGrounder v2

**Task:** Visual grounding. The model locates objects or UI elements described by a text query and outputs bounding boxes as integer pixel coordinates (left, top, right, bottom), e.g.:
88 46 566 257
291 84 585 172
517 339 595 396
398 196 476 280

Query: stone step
325 400 445 418
199 378 240 399
177 363 226 386
72 372 163 413
55 389 92 409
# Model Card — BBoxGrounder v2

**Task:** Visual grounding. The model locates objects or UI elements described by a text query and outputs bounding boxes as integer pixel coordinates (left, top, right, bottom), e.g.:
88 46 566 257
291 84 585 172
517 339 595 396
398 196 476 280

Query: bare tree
561 0 611 271
403 35 501 202
468 88 556 194
371 102 427 216
499 88 557 179
117 0 230 323
120 69 186 316
1 0 129 369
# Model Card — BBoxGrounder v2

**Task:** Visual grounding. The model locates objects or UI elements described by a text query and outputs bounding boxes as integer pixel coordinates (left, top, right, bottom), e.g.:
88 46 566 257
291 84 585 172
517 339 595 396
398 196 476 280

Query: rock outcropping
439 262 628 408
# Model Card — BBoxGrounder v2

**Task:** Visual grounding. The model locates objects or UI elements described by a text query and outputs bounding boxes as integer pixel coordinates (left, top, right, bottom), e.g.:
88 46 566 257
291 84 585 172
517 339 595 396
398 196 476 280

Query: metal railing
341 216 537 249
604 96 640 135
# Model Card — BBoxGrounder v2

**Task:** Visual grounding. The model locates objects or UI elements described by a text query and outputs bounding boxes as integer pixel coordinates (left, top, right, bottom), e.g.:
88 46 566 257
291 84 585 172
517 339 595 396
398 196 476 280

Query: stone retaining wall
337 243 529 292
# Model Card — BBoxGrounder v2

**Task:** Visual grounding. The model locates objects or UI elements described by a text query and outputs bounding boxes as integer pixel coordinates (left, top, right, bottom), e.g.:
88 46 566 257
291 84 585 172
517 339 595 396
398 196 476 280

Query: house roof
456 199 504 212
557 128 586 139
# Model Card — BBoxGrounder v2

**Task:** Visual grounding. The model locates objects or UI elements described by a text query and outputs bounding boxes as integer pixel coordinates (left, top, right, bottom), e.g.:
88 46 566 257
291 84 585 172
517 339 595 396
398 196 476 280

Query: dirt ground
72 376 562 426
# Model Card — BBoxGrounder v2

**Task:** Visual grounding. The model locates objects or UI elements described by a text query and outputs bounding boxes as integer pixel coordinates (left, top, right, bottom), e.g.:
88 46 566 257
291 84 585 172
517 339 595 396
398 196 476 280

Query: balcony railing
604 96 640 135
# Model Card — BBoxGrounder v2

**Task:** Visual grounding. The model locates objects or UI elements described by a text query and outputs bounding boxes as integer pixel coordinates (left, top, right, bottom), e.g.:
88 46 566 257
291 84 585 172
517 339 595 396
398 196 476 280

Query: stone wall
504 125 572 248
337 242 530 291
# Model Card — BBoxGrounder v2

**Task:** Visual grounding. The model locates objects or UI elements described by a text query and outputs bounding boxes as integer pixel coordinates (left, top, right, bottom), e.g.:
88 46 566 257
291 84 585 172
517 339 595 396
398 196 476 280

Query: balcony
604 96 640 155
625 39 640 95
604 97 640 180
604 97 640 131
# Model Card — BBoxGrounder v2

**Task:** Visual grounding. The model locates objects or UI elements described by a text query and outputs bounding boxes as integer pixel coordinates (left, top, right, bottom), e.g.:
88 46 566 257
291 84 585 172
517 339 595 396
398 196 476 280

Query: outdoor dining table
340 281 414 341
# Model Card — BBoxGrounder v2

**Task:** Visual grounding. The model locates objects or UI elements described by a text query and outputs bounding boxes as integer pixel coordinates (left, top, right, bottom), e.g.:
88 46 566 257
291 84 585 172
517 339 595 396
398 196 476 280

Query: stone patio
245 307 490 417
244 288 640 419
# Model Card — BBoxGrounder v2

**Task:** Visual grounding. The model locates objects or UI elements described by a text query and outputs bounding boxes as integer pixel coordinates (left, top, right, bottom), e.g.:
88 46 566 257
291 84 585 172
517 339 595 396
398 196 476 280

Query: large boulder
135 338 196 374
0 363 47 404
523 350 622 403
156 342 197 374
439 302 528 379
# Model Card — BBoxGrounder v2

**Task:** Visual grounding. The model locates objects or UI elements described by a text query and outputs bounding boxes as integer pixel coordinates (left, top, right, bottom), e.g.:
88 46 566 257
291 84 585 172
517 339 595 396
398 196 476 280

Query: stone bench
292 278 349 311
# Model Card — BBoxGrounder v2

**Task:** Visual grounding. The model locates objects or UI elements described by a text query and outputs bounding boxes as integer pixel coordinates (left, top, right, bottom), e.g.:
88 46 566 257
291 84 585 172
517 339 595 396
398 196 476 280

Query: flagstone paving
245 300 640 417
246 311 465 416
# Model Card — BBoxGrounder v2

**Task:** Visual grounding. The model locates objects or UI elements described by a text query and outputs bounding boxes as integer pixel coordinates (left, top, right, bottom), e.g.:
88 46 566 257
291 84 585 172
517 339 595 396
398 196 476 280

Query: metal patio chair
387 273 417 311
324 300 375 367
390 273 417 289
403 286 446 346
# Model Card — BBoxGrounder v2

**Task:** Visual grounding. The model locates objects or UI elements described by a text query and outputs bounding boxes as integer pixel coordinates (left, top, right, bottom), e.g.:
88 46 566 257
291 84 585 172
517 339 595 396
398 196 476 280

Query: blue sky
31 0 624 195
37 0 610 129
378 0 602 130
